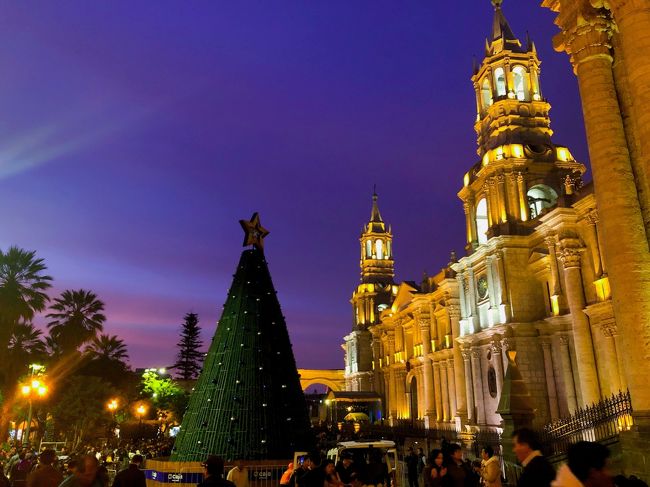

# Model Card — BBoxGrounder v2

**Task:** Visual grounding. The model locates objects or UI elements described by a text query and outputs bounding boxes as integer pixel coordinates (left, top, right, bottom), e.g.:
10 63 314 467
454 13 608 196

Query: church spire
487 0 525 55
366 189 387 233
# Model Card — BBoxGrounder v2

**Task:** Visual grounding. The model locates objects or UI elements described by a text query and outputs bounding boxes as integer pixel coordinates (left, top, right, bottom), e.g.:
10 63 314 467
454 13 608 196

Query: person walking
198 456 235 487
26 450 63 487
424 449 448 487
552 442 612 487
512 429 555 487
406 448 420 487
111 455 145 487
226 460 249 487
480 447 501 487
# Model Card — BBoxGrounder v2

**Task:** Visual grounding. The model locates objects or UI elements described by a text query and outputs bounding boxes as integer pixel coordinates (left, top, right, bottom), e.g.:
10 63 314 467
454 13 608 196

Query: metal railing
539 390 633 458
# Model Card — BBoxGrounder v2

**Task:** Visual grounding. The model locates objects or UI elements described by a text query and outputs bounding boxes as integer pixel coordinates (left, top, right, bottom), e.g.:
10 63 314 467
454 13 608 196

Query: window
512 66 528 101
481 78 493 108
476 198 489 244
386 240 391 259
375 239 384 260
487 367 498 398
527 185 558 219
366 240 372 258
494 67 506 97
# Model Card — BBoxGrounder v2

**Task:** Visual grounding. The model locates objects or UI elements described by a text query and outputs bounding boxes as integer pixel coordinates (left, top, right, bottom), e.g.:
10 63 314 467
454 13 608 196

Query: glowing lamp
21 385 31 396
550 295 560 316
31 379 40 389
511 144 524 158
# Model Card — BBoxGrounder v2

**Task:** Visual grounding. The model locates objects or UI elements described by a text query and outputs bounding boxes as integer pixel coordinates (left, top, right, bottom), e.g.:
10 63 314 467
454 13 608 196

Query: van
326 440 400 486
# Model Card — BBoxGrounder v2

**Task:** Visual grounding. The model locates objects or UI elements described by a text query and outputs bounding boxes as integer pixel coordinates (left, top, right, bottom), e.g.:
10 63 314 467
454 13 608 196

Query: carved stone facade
342 2 630 433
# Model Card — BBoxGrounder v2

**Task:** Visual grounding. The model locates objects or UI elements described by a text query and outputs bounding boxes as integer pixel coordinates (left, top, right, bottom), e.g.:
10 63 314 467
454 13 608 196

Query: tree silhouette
172 312 204 381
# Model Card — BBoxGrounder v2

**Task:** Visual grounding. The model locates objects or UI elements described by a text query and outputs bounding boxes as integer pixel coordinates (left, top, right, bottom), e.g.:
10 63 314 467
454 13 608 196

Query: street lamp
107 399 119 417
20 376 48 445
136 404 147 438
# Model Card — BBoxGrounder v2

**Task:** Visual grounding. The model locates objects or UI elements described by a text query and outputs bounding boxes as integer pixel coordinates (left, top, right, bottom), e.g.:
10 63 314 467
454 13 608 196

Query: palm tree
0 247 52 358
46 289 106 354
6 322 47 386
85 334 129 362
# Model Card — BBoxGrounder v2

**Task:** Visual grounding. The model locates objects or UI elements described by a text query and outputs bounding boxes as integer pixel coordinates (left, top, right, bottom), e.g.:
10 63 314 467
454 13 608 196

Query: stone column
395 368 407 419
606 0 650 235
464 201 474 246
545 235 562 297
446 359 457 422
387 333 397 419
486 255 498 313
462 348 475 423
495 250 509 308
467 269 479 332
547 3 650 419
600 321 622 395
449 306 467 421
416 311 436 424
558 242 601 405
440 361 450 421
506 172 520 221
584 213 604 279
541 338 560 420
372 337 383 394
433 361 443 422
489 178 500 227
496 174 507 223
516 173 529 221
470 348 486 425
491 341 504 399
559 336 578 414
484 182 493 228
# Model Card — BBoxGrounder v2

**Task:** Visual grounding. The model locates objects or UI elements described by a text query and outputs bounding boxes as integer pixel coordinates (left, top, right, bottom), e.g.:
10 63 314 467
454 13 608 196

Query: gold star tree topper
239 213 270 250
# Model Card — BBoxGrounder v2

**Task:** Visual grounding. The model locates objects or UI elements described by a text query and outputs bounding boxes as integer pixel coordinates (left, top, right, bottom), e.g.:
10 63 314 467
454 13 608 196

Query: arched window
481 78 493 109
527 185 558 219
475 198 489 245
494 67 506 97
386 240 391 259
512 66 528 101
375 239 384 260
366 240 372 258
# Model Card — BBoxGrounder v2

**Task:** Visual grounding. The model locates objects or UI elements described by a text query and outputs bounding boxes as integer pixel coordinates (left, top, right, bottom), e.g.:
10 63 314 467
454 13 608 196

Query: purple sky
0 1 588 371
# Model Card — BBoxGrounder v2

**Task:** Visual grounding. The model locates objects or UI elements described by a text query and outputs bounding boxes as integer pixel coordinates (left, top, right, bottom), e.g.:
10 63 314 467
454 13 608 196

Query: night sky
0 1 588 371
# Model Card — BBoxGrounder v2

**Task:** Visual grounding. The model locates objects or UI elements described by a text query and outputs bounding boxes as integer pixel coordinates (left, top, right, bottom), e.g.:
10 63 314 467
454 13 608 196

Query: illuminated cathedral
343 0 627 432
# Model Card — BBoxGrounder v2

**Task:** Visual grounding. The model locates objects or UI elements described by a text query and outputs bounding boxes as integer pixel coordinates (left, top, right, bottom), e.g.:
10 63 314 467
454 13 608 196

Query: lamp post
20 377 47 446
136 405 147 438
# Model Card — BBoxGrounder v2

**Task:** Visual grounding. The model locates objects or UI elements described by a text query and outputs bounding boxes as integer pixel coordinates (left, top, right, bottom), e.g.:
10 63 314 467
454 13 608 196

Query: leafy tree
172 312 203 380
46 289 106 354
49 375 112 448
86 334 129 362
0 247 52 440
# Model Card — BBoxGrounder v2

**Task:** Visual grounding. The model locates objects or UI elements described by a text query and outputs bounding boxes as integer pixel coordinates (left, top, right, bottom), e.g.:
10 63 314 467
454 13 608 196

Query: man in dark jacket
26 450 62 487
512 428 555 487
405 448 420 487
198 456 235 487
111 455 145 487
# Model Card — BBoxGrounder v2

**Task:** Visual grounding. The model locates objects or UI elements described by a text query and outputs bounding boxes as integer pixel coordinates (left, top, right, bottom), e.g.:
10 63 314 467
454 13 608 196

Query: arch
375 239 384 259
494 67 506 97
527 184 558 219
475 198 489 245
298 369 345 392
512 65 528 101
386 240 391 259
481 78 493 108
365 239 372 258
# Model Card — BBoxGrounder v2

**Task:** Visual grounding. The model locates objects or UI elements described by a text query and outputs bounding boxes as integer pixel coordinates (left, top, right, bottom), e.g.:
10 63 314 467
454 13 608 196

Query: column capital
447 304 461 320
446 358 454 370
440 360 448 370
558 240 585 269
540 337 553 350
496 173 506 184
599 319 618 338
586 211 599 226
501 337 516 352
463 201 471 215
559 335 570 347
461 348 472 361
516 172 525 184
470 348 482 360
490 340 502 354
544 235 558 248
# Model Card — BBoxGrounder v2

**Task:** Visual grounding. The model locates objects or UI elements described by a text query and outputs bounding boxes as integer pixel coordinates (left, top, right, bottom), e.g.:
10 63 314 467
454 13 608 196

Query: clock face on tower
477 276 489 300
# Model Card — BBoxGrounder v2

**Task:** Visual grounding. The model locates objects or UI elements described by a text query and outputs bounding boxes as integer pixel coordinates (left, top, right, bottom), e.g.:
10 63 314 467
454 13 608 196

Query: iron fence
538 389 633 458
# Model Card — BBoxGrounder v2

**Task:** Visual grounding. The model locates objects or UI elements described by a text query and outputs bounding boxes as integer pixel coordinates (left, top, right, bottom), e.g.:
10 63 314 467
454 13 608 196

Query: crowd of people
1 428 648 487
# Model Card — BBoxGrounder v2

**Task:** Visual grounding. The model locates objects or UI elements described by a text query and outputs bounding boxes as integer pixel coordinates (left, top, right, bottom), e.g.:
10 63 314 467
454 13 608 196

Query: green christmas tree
171 214 313 461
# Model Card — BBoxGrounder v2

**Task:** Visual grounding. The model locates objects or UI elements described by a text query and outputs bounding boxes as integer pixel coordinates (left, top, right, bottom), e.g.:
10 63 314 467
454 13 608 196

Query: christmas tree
171 214 313 461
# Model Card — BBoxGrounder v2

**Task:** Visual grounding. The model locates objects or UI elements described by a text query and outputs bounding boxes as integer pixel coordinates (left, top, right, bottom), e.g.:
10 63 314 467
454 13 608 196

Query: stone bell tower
458 0 586 252
344 191 396 391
